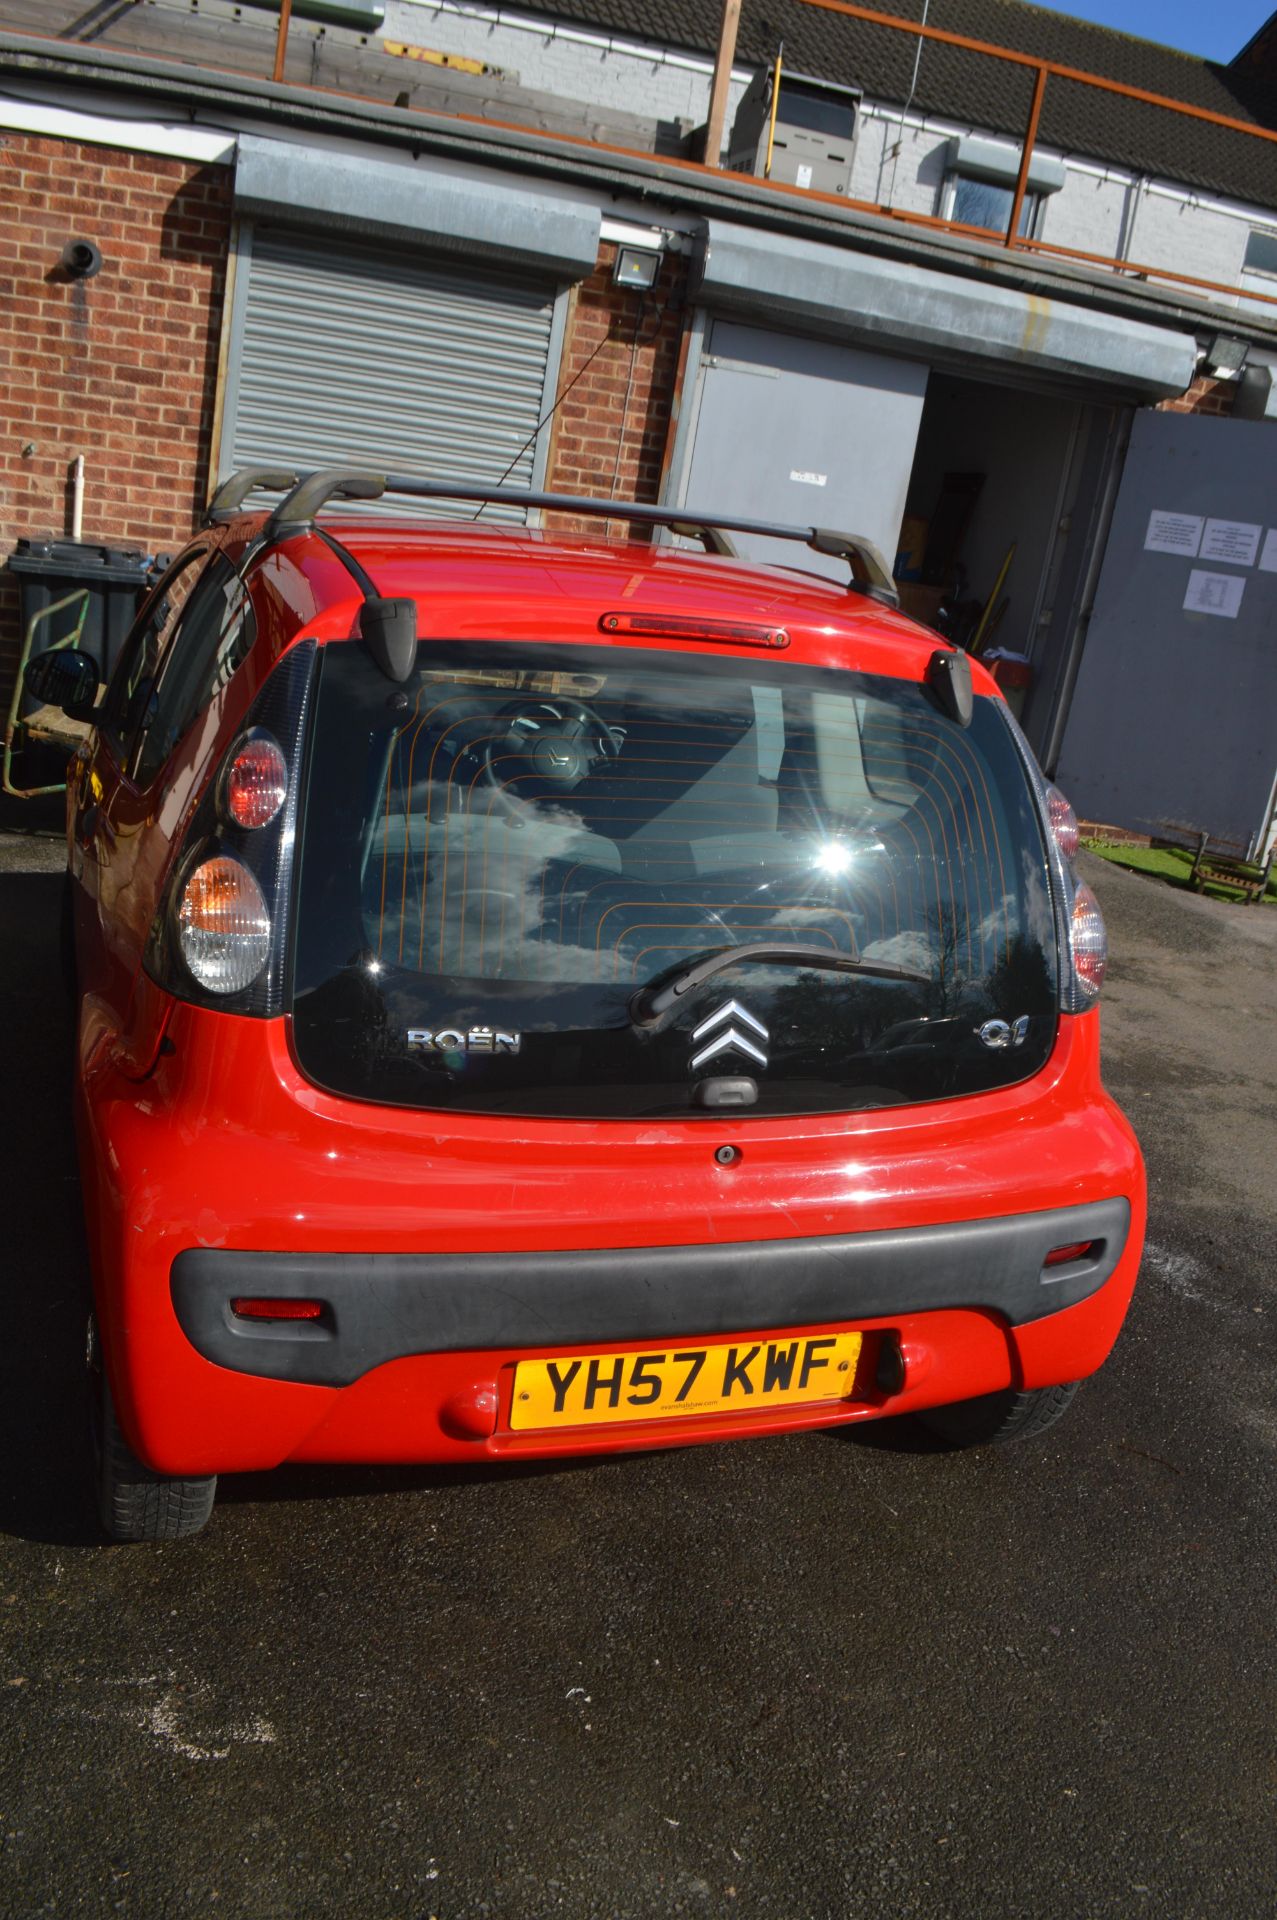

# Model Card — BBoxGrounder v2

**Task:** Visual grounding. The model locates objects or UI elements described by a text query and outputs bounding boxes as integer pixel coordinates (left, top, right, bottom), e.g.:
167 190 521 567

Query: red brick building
0 21 1272 847
0 138 231 687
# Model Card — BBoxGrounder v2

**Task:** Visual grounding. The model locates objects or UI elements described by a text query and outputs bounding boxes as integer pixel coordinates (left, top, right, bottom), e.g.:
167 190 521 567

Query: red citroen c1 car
27 468 1144 1541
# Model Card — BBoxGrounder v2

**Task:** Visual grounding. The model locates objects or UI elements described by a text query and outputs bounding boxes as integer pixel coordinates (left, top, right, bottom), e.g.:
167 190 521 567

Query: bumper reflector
1043 1240 1098 1269
232 1297 324 1321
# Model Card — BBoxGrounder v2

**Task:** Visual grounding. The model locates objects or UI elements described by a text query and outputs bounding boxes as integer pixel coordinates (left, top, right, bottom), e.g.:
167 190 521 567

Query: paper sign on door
1183 570 1245 618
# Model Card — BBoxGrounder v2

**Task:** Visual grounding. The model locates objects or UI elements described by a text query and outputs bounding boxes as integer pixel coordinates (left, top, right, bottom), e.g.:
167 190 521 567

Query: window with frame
948 176 1040 239
98 550 256 788
1243 230 1277 277
291 640 1059 1120
133 555 256 787
98 551 209 765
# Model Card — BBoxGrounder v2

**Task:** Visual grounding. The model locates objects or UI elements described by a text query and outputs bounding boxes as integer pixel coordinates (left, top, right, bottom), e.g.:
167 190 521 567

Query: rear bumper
76 1001 1146 1476
172 1198 1130 1388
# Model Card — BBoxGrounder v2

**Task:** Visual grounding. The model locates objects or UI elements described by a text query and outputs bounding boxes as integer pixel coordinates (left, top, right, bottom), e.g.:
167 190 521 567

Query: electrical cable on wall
879 0 930 210
475 289 669 519
606 295 651 533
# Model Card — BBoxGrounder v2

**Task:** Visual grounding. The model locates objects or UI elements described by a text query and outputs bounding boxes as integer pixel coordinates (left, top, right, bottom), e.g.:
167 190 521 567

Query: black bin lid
8 538 156 582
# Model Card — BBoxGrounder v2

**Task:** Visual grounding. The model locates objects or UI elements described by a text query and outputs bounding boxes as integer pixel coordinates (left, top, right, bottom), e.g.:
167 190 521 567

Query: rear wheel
88 1316 217 1541
918 1380 1080 1449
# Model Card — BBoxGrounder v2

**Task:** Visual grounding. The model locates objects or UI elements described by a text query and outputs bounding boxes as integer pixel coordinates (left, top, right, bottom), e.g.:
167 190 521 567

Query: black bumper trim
170 1199 1130 1389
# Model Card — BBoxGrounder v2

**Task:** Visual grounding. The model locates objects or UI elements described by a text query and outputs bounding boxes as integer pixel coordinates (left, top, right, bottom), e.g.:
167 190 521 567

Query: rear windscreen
291 642 1058 1117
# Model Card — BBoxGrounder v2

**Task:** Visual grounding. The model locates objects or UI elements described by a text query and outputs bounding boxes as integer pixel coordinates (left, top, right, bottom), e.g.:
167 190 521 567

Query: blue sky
1046 2 1273 60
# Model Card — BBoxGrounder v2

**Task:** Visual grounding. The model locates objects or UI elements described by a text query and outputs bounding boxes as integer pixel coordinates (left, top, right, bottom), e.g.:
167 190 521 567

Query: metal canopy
691 219 1199 400
233 131 601 278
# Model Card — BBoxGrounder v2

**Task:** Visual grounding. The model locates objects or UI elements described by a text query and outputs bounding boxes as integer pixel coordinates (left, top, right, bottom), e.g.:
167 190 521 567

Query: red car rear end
49 474 1143 1538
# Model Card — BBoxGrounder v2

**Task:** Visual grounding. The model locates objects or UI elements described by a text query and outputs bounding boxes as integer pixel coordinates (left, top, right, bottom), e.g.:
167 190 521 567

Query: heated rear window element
292 644 1058 1117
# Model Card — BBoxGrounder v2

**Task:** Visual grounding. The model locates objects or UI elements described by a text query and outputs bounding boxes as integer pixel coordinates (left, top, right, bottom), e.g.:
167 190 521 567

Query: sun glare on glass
814 843 853 876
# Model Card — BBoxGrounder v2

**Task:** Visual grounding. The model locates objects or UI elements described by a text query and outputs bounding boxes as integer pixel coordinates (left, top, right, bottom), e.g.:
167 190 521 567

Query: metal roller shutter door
226 228 561 520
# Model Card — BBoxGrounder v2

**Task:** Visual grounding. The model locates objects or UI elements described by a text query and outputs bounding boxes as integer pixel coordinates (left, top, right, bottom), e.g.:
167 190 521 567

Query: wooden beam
703 0 742 167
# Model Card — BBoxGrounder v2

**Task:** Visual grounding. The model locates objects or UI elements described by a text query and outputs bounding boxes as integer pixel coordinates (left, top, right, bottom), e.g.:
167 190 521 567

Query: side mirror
23 648 101 721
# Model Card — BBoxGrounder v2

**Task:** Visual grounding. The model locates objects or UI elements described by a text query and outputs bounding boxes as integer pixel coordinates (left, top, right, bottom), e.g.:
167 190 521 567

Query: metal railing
794 0 1277 311
2 588 90 799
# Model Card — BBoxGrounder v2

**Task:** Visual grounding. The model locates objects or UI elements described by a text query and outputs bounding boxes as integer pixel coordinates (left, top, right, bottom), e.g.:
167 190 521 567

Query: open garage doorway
898 370 1123 764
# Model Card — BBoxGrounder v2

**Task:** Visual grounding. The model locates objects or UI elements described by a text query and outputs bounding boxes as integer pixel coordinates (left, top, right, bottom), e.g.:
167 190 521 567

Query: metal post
764 48 784 178
704 0 743 167
1007 64 1048 247
272 0 294 85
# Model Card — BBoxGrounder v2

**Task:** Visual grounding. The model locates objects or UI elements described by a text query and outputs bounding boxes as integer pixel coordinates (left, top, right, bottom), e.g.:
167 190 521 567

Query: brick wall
0 134 233 709
544 241 688 537
1158 374 1239 416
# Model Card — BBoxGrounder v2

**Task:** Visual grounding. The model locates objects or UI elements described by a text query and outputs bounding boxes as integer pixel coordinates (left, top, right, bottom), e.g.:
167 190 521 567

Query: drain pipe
1116 173 1149 266
70 454 85 542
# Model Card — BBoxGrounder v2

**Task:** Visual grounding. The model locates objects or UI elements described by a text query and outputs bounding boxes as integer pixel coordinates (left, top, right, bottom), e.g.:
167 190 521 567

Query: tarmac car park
24 467 1145 1539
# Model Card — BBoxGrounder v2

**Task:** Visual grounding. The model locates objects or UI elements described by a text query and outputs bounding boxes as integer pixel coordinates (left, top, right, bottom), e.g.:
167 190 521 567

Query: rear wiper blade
630 943 930 1027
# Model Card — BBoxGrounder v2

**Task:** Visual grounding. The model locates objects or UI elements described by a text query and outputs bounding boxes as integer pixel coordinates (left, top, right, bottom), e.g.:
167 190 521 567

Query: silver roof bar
204 468 300 525
261 467 900 607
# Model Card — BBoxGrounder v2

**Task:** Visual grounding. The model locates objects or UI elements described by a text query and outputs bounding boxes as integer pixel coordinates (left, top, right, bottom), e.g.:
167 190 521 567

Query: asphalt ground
1 842 1275 1920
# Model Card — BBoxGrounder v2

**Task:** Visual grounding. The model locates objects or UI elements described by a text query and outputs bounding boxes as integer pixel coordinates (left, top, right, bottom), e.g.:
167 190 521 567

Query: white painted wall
1036 167 1132 254
848 114 953 217
1120 185 1252 287
384 2 1277 313
386 0 749 128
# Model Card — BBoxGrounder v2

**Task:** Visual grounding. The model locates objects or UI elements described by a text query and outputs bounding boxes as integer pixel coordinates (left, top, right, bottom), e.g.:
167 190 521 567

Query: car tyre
918 1380 1080 1449
89 1317 217 1541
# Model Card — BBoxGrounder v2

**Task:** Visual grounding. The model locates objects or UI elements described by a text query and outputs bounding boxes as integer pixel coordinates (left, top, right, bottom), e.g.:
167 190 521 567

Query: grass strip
1083 838 1276 905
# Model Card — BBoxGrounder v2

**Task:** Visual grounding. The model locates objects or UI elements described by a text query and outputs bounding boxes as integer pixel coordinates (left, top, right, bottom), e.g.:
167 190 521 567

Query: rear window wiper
630 943 931 1027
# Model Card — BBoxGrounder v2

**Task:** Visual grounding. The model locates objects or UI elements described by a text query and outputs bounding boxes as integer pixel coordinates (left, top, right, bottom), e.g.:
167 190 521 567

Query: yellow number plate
509 1333 862 1431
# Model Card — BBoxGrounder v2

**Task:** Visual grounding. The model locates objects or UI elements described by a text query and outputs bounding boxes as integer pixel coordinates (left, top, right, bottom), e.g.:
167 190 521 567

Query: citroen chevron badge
690 999 769 1072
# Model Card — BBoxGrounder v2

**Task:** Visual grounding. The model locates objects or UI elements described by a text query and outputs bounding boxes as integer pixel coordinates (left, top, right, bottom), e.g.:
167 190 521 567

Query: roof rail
204 468 300 525
263 469 900 607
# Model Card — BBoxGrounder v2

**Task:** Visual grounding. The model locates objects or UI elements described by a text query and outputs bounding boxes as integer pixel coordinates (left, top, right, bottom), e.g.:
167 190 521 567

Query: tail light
220 730 288 829
1046 780 1107 1005
145 642 316 1014
1069 881 1108 999
178 856 271 995
994 714 1108 1015
1045 785 1080 862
